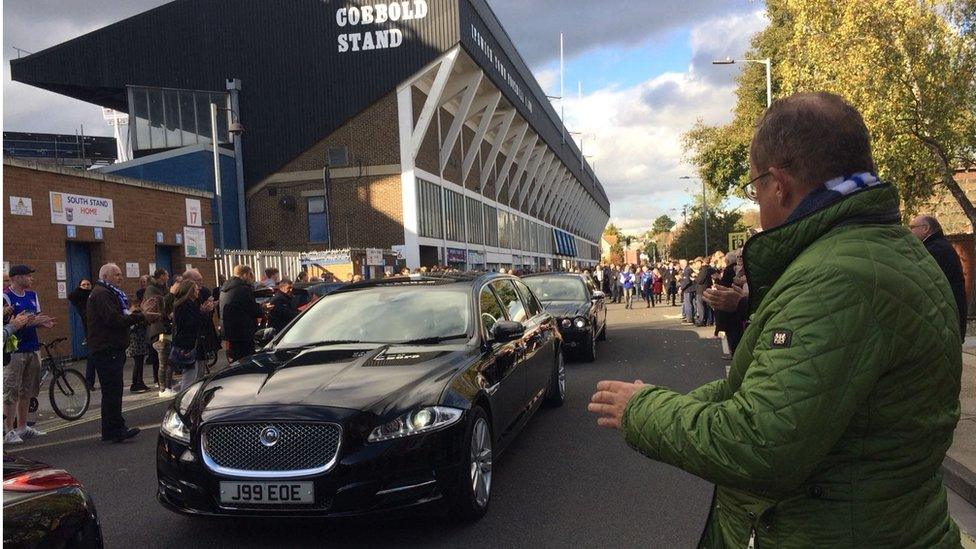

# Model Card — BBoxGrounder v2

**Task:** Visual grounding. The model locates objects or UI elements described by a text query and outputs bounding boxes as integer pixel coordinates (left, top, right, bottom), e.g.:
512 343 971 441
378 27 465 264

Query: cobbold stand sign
335 0 429 53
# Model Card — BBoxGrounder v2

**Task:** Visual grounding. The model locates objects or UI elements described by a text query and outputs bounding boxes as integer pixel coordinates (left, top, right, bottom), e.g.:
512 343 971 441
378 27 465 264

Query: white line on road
6 422 162 452
36 396 171 435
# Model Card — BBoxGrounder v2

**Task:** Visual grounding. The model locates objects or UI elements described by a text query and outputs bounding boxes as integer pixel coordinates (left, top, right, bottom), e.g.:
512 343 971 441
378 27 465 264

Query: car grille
202 422 342 475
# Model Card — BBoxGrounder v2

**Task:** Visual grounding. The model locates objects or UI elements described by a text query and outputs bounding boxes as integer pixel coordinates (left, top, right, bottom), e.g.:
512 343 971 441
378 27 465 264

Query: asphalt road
15 300 963 548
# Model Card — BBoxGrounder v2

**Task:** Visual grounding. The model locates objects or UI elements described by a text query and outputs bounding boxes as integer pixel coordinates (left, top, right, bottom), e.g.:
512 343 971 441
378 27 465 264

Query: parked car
3 455 104 548
157 273 563 521
521 272 607 361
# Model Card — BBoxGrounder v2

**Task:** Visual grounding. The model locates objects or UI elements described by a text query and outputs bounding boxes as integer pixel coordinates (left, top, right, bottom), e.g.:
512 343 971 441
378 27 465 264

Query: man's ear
768 166 793 208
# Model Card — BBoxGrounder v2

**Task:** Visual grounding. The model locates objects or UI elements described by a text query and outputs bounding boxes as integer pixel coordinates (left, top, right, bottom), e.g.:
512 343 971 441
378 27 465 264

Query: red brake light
3 468 82 492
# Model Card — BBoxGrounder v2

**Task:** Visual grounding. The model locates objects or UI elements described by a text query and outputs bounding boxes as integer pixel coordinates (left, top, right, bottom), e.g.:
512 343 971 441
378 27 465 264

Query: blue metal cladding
103 148 241 249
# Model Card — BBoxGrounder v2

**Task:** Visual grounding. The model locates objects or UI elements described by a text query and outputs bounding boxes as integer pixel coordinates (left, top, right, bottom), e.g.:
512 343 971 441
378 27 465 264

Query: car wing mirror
592 290 606 300
491 320 525 343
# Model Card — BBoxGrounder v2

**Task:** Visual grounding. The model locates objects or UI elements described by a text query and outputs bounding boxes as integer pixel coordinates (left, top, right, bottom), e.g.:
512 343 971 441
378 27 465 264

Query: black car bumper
557 322 591 349
156 421 467 518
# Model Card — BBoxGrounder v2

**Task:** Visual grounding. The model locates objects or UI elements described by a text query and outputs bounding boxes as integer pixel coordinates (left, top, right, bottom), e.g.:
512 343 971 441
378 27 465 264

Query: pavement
948 337 976 511
4 305 975 547
26 352 232 436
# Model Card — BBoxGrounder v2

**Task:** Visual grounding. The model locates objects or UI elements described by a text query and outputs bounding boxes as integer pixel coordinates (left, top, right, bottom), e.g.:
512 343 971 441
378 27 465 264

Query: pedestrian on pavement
88 263 155 442
610 265 622 303
67 279 92 341
678 259 694 323
620 266 636 309
652 268 664 305
219 265 264 363
639 266 654 308
594 264 605 291
142 269 173 394
269 278 299 333
664 262 678 306
693 258 714 327
910 215 968 336
600 264 612 295
170 280 216 392
127 285 152 393
589 92 963 547
3 265 56 444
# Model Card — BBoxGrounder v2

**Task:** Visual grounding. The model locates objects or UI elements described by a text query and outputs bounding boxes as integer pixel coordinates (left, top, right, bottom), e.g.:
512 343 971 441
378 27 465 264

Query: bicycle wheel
49 369 91 421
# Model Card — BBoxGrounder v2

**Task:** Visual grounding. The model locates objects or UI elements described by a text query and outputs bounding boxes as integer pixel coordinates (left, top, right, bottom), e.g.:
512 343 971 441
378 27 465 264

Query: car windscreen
522 277 588 302
276 285 471 346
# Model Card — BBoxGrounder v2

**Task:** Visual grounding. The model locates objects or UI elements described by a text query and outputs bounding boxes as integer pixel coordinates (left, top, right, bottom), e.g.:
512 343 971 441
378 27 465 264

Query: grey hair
919 215 942 233
98 263 121 280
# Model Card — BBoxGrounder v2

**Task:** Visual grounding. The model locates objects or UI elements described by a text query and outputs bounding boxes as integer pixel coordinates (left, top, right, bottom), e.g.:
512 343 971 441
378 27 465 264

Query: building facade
11 0 610 271
2 159 215 357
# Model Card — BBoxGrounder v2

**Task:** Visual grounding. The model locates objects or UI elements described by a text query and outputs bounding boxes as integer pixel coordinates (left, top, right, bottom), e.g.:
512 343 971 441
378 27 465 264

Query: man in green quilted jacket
589 92 962 547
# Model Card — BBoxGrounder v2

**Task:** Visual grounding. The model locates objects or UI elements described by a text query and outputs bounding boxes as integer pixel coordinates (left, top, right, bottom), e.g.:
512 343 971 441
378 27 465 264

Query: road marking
6 421 162 452
34 396 171 434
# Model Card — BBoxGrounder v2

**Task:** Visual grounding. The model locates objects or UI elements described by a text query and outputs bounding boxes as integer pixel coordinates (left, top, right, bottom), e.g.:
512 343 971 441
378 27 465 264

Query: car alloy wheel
470 417 492 509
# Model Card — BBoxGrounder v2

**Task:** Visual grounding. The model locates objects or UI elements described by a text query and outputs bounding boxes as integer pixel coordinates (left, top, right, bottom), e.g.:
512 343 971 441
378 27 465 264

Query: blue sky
3 0 766 234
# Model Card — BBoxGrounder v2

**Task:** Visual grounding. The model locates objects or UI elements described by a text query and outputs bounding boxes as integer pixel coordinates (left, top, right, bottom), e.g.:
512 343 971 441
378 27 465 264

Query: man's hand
702 285 745 313
8 311 31 330
588 380 646 430
29 314 55 328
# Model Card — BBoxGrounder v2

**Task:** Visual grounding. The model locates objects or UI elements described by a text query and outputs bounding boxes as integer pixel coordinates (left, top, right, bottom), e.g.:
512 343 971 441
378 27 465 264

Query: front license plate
219 481 314 504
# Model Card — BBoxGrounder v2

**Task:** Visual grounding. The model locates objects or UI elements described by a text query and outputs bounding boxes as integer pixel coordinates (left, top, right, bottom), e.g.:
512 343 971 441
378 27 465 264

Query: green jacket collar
743 184 901 312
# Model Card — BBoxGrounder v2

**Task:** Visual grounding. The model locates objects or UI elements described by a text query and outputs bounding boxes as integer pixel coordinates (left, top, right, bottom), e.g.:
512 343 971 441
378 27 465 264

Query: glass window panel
147 88 165 149
196 93 213 145
480 287 505 336
163 89 182 148
491 280 527 323
179 91 198 144
131 88 150 151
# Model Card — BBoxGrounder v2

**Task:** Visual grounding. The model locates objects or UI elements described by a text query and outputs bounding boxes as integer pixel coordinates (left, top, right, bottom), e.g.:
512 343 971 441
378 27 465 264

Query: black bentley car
521 273 607 361
157 273 563 520
3 455 104 548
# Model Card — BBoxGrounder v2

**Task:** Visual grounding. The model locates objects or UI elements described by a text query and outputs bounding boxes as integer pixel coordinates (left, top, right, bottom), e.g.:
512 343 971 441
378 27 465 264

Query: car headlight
368 406 463 443
161 408 190 444
560 318 572 328
574 316 588 329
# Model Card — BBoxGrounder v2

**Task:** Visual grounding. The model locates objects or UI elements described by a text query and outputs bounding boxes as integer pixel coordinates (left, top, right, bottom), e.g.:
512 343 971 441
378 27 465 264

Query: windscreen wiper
396 334 469 345
276 340 365 351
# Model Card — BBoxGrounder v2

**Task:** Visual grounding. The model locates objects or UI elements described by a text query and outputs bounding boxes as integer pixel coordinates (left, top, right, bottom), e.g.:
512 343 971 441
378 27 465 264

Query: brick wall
247 175 403 251
3 162 215 350
279 92 399 172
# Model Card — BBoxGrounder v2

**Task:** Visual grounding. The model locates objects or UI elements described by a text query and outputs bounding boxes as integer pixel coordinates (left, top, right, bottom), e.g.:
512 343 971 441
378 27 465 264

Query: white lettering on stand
336 1 426 53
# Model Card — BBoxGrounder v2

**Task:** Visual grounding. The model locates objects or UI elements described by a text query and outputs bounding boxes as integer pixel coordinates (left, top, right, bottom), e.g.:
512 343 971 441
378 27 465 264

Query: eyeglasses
742 171 771 202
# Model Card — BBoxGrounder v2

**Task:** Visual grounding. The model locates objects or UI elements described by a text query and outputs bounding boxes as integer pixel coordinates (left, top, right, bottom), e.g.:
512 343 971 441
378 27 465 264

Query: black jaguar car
3 455 104 548
521 273 607 361
157 273 563 520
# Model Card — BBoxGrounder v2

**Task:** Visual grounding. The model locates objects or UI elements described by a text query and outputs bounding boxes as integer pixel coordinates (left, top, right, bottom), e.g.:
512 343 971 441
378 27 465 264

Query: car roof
521 272 585 279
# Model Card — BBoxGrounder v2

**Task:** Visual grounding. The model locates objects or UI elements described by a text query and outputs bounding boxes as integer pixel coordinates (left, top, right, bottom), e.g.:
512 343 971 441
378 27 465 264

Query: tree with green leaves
683 0 976 223
670 208 746 260
651 215 677 234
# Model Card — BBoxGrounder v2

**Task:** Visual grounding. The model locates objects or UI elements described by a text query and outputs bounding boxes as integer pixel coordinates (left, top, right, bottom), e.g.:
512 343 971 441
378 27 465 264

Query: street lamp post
210 101 245 260
210 102 226 259
680 176 708 257
712 57 772 108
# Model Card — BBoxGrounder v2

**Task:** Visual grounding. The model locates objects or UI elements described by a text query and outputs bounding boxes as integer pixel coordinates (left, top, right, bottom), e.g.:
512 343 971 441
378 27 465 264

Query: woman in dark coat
67 279 92 338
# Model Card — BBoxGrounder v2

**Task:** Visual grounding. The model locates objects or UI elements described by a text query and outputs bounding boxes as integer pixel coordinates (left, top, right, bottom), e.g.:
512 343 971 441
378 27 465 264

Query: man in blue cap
3 265 55 444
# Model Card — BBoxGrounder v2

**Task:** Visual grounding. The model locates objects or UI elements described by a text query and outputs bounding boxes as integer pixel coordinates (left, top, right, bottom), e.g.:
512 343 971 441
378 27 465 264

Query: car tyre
450 406 492 521
544 349 566 408
580 328 597 362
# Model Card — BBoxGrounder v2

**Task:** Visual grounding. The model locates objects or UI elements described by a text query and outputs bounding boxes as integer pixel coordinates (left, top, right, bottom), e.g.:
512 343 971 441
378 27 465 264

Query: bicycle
30 338 91 421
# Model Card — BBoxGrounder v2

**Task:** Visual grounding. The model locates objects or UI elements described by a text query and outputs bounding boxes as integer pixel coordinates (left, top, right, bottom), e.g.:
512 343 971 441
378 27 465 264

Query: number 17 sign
185 198 202 227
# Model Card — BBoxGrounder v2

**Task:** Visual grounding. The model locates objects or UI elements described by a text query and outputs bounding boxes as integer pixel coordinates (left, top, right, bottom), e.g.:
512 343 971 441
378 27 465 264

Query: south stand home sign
334 0 429 53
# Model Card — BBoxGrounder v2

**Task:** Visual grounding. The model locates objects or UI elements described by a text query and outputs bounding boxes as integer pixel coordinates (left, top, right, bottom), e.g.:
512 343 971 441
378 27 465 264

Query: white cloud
557 10 767 233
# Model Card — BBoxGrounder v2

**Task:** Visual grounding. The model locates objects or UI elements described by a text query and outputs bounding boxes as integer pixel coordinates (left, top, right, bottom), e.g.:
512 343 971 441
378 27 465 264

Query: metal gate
214 250 303 284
